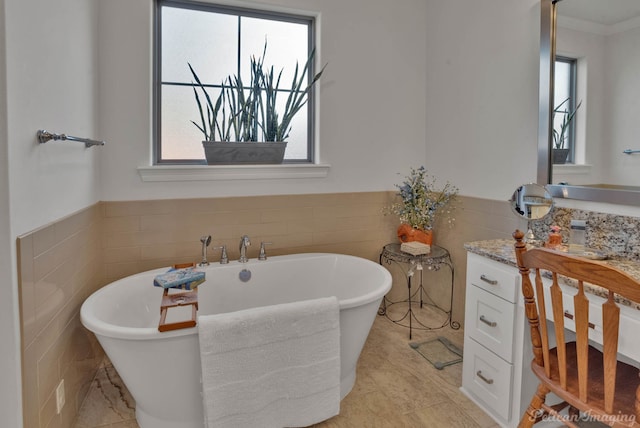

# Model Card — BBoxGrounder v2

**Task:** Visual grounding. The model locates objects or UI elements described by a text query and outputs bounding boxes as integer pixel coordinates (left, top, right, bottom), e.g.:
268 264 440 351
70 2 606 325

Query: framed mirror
538 0 640 206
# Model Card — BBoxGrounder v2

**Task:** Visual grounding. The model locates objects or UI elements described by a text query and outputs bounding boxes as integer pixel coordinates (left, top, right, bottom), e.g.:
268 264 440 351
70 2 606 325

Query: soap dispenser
569 219 586 254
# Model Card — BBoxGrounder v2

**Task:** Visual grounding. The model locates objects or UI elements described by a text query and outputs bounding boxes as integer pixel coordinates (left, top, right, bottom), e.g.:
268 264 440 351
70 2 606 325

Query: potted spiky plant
552 97 582 164
189 43 326 165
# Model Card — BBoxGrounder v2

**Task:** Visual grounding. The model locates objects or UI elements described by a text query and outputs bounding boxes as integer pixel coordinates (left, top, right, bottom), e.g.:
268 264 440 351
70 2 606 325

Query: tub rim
81 252 392 341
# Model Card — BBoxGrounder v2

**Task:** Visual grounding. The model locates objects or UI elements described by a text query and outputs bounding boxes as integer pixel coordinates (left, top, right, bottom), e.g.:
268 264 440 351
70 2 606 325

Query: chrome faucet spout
214 245 229 264
258 242 272 261
239 235 251 263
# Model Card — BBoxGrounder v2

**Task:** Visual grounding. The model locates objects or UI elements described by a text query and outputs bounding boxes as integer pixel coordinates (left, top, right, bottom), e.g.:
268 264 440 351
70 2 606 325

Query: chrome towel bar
623 149 640 155
37 130 105 148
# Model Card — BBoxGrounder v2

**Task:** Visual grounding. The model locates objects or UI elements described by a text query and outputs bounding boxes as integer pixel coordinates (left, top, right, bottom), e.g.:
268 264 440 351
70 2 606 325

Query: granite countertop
464 239 519 268
464 239 640 311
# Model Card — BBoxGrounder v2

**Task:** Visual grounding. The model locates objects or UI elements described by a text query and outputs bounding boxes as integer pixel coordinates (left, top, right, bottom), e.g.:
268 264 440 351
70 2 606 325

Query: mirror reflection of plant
189 43 326 143
553 97 582 149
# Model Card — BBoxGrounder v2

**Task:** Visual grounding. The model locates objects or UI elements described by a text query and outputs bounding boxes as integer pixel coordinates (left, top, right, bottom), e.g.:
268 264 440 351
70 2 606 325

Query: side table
378 243 460 339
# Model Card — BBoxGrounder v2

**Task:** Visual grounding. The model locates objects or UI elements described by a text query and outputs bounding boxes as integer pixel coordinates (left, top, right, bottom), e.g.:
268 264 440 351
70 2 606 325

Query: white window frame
152 0 321 167
554 56 578 164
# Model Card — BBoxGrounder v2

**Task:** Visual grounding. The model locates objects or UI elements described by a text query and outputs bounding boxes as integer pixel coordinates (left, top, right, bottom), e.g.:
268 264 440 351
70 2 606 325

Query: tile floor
74 302 499 428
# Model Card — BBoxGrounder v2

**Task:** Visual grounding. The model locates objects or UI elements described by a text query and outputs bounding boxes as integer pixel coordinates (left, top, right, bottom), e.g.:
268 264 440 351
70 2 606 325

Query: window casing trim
137 163 331 182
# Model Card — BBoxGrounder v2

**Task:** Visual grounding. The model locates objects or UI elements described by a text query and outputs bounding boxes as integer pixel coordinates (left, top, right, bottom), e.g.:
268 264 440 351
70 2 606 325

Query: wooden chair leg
567 405 579 421
518 383 550 428
635 379 640 424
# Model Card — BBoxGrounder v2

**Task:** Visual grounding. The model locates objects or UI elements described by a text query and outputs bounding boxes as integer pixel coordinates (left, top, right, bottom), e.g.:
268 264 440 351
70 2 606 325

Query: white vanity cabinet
461 252 537 428
461 249 640 427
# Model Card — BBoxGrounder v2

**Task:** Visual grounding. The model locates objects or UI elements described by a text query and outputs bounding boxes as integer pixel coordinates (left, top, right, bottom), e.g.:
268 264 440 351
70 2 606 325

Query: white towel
198 296 341 428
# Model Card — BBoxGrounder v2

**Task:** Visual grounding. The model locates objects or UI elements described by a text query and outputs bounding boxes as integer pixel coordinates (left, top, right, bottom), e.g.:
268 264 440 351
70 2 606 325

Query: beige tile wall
17 204 105 428
432 195 528 324
102 192 400 283
16 191 521 427
101 193 524 326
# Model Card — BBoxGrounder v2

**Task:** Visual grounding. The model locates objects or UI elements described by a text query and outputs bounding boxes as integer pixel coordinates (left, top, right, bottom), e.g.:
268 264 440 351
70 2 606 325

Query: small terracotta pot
397 224 433 245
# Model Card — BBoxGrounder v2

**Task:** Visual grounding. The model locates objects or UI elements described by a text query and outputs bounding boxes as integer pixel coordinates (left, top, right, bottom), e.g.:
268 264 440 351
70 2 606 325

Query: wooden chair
513 230 640 427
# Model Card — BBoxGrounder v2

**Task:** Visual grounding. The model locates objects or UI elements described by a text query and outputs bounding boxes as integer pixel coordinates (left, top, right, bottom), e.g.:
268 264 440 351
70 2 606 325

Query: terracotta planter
397 224 433 245
202 141 287 165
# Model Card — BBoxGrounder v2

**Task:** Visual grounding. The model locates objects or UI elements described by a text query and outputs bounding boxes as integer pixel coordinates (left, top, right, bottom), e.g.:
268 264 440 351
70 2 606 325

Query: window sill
137 163 331 182
552 163 592 175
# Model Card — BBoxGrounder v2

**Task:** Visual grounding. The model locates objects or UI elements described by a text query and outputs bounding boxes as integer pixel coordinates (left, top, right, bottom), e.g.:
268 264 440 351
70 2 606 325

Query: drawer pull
480 274 498 285
479 315 497 327
563 311 595 329
476 370 494 385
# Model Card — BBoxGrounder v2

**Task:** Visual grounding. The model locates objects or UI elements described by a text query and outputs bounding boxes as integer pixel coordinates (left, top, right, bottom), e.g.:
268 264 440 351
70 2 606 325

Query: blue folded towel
153 267 205 290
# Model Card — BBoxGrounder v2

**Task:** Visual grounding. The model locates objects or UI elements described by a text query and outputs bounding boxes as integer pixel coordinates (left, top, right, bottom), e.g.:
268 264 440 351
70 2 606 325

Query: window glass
161 8 237 84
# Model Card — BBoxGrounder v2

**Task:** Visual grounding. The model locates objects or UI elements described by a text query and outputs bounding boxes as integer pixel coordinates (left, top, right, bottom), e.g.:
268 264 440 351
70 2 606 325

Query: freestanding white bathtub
80 253 392 428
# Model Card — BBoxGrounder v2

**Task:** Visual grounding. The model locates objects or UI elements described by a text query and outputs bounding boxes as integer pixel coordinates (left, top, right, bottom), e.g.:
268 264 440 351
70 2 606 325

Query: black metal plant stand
378 243 460 339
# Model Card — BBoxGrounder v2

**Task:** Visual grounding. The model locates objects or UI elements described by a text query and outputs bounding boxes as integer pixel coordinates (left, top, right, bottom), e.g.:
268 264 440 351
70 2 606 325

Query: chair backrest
513 230 640 413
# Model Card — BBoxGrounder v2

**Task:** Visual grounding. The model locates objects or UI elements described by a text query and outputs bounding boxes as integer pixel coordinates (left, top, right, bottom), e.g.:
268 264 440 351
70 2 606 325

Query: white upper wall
554 25 607 186
2 0 100 425
0 0 21 425
6 0 101 236
604 26 640 186
423 0 541 201
99 0 545 203
552 21 640 198
98 0 430 201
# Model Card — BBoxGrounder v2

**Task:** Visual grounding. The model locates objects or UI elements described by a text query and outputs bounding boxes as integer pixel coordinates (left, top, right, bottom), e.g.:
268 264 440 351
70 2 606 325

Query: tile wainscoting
16 192 525 427
101 192 399 283
17 205 105 428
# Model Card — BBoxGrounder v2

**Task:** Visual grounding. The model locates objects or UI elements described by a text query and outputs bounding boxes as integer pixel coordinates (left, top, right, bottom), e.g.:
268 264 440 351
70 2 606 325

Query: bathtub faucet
199 235 212 266
214 245 229 264
239 235 251 263
258 241 272 261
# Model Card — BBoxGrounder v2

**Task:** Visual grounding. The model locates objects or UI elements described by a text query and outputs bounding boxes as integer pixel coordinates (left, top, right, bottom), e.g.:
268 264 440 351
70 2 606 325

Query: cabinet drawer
467 284 516 362
467 252 520 303
462 337 513 421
